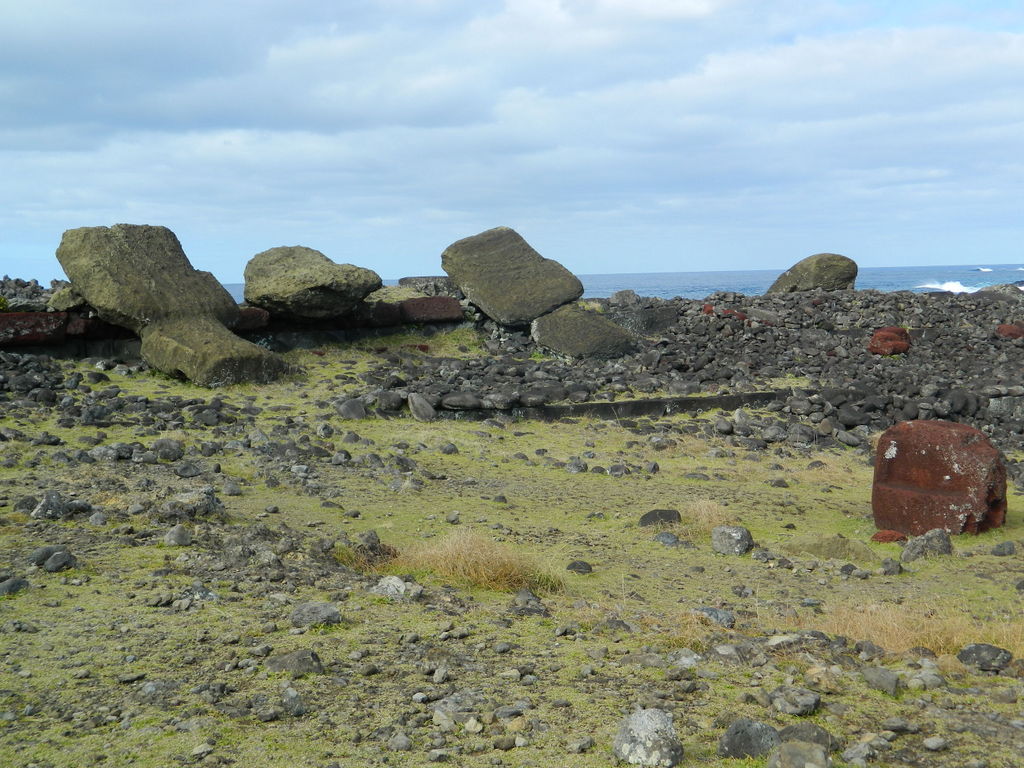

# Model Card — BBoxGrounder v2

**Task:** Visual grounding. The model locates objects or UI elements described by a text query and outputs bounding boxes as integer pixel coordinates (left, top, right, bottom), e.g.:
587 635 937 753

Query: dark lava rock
289 602 341 628
265 649 324 677
639 509 681 527
957 643 1013 671
566 560 593 575
717 717 780 758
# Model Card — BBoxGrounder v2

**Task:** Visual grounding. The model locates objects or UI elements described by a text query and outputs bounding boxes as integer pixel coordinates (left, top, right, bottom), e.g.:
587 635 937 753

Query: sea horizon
222 262 1024 303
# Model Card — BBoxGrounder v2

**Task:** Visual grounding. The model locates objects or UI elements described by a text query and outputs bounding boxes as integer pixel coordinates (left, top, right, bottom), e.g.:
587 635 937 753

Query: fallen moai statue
56 224 290 386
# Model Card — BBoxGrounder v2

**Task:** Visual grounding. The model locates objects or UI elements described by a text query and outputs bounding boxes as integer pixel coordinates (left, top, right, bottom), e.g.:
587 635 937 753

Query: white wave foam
976 267 993 272
916 281 980 293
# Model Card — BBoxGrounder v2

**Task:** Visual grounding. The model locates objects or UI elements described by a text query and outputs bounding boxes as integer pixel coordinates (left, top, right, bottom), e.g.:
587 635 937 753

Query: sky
3 1 1023 284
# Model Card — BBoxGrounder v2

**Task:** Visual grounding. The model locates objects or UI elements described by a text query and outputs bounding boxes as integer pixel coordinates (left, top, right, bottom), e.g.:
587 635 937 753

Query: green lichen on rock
766 252 858 293
243 245 382 320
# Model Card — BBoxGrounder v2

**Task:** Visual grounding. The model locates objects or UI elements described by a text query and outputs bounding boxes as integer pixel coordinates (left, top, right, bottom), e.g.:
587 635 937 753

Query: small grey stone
653 532 681 547
163 524 192 546
28 545 64 567
639 509 681 527
0 577 29 596
567 735 595 753
693 606 735 628
901 528 952 562
861 666 901 697
769 686 820 716
922 736 948 751
43 551 77 572
711 525 754 555
991 541 1016 556
778 722 841 752
767 740 831 768
265 649 324 677
612 708 683 767
281 686 307 717
407 393 437 422
289 602 340 628
335 398 367 419
566 560 593 575
387 731 413 751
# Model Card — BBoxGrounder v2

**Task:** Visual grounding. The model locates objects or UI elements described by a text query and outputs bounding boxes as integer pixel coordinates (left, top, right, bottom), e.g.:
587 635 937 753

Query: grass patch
389 529 565 593
795 601 1024 656
679 498 736 538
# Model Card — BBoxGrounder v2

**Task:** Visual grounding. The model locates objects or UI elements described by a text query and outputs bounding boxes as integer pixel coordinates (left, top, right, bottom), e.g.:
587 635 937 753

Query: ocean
222 263 1024 303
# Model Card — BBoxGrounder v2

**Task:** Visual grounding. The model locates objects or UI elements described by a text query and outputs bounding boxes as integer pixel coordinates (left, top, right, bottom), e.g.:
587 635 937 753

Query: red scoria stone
868 326 911 356
399 296 464 323
870 529 908 543
702 303 715 315
233 306 270 331
872 420 1007 536
0 312 67 346
995 323 1024 339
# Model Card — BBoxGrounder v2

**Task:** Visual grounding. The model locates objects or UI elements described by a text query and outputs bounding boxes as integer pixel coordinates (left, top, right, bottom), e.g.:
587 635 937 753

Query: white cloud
2 1 1023 281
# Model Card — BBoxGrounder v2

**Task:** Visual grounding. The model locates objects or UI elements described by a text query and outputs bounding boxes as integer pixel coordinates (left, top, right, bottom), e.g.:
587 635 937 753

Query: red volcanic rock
0 312 67 346
399 296 464 324
995 323 1024 339
872 421 1007 536
721 308 747 322
233 306 270 331
868 326 911 356
870 529 908 543
702 303 715 315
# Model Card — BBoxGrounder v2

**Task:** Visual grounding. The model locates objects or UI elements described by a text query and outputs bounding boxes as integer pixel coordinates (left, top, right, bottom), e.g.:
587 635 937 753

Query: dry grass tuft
796 602 1024 656
679 498 736 538
390 529 565 593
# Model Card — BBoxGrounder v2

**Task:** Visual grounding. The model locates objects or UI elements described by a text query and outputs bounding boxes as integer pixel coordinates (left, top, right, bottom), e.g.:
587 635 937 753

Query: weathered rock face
872 421 1007 536
530 303 635 359
441 227 583 327
868 326 910 356
766 253 857 294
244 246 382 320
55 224 288 386
612 708 683 767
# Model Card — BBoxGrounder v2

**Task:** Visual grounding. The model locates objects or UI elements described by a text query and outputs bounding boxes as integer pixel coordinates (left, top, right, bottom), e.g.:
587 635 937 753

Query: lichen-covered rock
530 303 635 359
766 253 857 293
612 708 683 767
872 421 1006 535
441 227 582 326
55 224 288 385
243 245 382 320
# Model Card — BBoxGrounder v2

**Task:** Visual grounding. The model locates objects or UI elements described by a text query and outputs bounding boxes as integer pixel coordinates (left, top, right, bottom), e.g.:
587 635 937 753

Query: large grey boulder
766 253 857 293
612 708 683 767
441 227 583 327
244 246 382 320
530 303 635 359
55 224 288 386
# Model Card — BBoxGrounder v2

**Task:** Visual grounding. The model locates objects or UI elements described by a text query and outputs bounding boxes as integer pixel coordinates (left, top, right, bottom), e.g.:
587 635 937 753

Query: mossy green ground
2 330 1023 767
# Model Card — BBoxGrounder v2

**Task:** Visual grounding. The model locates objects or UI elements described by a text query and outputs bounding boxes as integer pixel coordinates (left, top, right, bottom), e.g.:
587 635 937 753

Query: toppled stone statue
766 253 857 293
441 226 582 327
243 246 382 320
56 224 289 386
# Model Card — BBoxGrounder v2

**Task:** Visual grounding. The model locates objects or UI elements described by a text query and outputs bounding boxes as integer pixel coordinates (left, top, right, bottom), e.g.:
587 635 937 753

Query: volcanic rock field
2 283 1024 767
